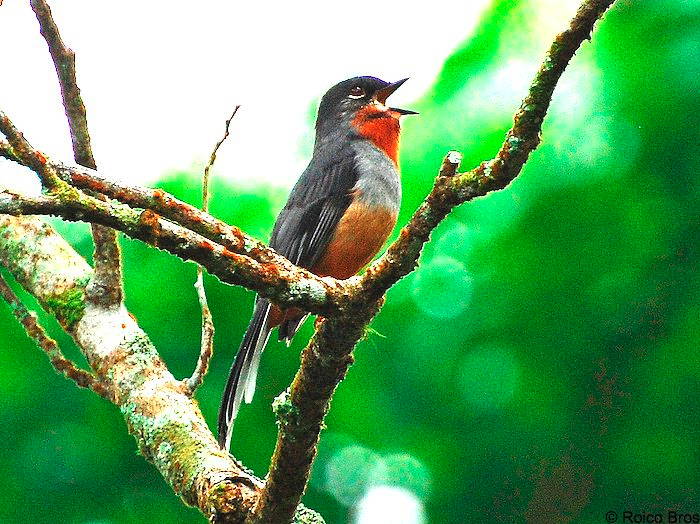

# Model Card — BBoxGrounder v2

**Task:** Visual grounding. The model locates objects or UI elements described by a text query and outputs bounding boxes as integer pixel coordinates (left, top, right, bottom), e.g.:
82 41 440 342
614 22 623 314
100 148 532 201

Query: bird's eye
348 86 365 99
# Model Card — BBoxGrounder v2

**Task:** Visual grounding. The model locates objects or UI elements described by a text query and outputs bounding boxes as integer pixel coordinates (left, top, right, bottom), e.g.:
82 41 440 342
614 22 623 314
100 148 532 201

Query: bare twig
0 273 113 401
30 0 123 308
187 105 241 394
188 274 215 394
203 106 240 211
0 177 340 315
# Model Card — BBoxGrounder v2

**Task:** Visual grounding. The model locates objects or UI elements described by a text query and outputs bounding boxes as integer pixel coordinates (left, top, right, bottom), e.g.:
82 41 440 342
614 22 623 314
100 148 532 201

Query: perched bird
218 76 417 451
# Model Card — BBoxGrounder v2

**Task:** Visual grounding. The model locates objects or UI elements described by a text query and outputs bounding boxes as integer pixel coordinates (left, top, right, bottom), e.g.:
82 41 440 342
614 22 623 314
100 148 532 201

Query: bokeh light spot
325 445 384 506
552 114 641 183
411 256 473 319
369 453 432 501
460 346 521 411
354 486 426 524
434 221 474 261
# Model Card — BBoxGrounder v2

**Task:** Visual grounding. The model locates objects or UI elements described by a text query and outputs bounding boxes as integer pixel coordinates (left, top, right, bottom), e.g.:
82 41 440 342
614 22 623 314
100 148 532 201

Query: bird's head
315 76 417 163
316 76 417 134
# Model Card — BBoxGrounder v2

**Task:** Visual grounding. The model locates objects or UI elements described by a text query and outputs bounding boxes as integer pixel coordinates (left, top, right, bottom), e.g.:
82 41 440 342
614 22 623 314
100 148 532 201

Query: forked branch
0 273 113 401
30 0 124 308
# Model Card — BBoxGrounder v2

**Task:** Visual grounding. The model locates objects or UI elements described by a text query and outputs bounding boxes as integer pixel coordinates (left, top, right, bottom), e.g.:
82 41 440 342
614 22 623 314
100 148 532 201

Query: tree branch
0 214 266 523
29 0 93 166
0 112 62 188
358 0 615 303
30 0 124 308
0 183 340 317
54 161 269 260
0 140 19 163
253 304 381 523
0 272 113 401
0 132 342 313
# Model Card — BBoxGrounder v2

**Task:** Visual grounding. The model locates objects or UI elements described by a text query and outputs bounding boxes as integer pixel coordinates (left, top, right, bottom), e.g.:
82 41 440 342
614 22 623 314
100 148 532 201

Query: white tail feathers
244 326 270 403
218 300 272 451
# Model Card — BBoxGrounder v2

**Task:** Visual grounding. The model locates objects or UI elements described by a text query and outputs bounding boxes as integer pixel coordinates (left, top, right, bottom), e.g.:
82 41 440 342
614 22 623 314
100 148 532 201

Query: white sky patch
0 1 490 194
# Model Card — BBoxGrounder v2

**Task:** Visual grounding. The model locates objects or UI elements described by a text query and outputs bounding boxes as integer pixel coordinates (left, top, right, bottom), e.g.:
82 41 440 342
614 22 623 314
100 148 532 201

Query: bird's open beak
375 78 419 115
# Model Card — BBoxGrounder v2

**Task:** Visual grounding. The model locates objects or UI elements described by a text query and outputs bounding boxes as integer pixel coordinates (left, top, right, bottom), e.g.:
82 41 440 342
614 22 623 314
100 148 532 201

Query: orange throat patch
352 106 401 165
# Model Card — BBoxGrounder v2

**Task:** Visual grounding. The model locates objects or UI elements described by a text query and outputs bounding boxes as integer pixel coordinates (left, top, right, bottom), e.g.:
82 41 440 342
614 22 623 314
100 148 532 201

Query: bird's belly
311 201 397 279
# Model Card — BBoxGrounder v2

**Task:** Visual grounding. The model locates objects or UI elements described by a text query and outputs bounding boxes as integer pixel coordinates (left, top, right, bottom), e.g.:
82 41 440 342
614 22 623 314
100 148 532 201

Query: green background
1 1 698 522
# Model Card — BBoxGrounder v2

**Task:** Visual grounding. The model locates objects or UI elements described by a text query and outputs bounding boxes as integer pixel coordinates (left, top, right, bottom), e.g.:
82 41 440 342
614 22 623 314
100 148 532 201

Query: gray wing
270 150 357 269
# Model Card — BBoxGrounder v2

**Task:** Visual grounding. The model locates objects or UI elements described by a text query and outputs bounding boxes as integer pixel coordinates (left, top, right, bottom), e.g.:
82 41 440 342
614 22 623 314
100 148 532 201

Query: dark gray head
315 76 417 137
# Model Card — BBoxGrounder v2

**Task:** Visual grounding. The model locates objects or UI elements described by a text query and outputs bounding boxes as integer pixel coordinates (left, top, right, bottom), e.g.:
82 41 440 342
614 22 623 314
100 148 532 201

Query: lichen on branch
0 215 263 522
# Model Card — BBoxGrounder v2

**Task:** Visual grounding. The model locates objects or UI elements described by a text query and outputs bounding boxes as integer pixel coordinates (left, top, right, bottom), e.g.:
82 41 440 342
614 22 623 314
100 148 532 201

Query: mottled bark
0 215 269 522
30 0 124 308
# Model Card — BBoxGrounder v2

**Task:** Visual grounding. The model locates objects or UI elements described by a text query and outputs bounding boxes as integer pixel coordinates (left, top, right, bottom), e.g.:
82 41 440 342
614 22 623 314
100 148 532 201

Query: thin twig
187 105 241 394
187 275 215 393
0 273 113 401
0 112 62 188
203 106 240 213
30 0 123 308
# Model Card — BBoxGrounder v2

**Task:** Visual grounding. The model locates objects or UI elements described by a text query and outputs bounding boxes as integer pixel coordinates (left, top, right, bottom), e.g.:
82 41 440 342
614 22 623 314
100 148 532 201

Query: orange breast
311 201 397 279
352 106 401 165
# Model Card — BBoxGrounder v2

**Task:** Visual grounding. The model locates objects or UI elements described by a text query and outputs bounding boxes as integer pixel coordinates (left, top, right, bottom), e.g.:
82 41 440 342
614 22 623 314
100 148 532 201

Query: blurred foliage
1 0 699 522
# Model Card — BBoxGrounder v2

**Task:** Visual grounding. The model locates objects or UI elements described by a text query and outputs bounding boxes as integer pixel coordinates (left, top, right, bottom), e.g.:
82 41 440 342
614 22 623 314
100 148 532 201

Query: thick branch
0 186 341 315
30 0 124 308
0 214 264 522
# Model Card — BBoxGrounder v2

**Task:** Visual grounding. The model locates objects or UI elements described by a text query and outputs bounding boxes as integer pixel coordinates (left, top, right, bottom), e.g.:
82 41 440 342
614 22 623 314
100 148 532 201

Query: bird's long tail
217 297 272 451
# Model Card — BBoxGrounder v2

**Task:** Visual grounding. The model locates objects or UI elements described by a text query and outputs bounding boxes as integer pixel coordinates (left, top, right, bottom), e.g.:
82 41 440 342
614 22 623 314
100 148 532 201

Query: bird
218 76 417 451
